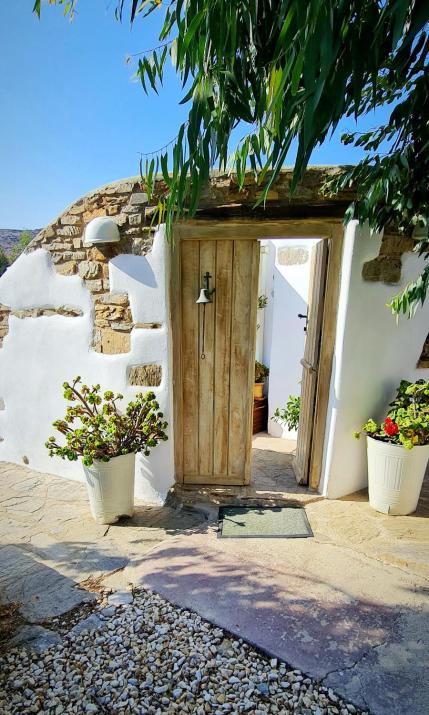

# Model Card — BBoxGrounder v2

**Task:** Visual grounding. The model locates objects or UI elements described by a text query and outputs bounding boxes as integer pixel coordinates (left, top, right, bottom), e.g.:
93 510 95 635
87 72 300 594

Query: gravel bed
0 589 366 715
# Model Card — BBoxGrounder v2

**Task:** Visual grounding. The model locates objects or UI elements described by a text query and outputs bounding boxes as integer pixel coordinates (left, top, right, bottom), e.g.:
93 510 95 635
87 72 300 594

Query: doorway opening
171 220 342 497
252 237 326 494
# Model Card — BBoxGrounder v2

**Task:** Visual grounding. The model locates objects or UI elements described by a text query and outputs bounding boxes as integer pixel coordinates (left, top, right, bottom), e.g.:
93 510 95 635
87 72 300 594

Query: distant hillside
0 228 40 253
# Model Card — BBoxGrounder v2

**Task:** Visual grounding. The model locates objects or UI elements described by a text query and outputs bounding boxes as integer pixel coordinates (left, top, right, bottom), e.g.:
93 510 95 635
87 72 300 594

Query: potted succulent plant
355 380 429 515
46 377 168 524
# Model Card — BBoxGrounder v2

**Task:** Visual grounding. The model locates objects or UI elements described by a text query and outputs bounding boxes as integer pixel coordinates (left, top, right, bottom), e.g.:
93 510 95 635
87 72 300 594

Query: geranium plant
46 377 168 466
355 380 429 450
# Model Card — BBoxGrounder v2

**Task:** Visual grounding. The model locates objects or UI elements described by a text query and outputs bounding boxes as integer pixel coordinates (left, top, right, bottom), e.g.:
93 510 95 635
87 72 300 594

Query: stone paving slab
0 462 207 630
1 460 428 715
133 513 429 715
0 545 97 622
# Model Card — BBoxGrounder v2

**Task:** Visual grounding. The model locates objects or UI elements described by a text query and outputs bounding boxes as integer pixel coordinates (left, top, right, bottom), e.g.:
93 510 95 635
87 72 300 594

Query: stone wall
27 179 155 355
1 168 419 367
361 230 416 284
2 168 353 359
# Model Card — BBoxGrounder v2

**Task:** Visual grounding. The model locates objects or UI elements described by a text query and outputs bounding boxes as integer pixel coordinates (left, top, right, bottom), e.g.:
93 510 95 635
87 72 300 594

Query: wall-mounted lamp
196 272 215 359
84 216 120 247
196 272 215 304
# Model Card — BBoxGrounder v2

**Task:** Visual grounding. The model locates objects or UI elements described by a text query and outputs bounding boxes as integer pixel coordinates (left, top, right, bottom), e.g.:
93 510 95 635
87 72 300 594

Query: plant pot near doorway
45 378 169 525
83 453 135 524
254 361 269 400
253 382 264 400
366 436 429 515
355 379 429 515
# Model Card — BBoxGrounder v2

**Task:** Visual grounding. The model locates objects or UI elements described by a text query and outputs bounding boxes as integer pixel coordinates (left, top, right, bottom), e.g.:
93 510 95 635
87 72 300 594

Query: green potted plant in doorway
254 361 269 400
46 377 168 524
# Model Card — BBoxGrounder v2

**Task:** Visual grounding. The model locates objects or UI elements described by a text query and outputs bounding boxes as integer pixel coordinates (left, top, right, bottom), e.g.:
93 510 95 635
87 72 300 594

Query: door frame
170 219 344 491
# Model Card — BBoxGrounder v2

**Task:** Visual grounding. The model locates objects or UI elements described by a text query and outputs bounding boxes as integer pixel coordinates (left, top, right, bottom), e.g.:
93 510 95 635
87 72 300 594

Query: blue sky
1 1 391 229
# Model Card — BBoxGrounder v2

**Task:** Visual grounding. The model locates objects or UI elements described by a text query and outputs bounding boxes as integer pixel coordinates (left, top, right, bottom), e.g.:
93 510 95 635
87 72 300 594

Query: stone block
129 213 142 226
379 234 415 256
107 204 121 215
128 364 162 387
61 215 82 226
130 192 148 205
56 261 77 276
97 292 129 306
78 261 101 280
83 207 107 222
277 246 309 266
123 204 141 214
98 329 130 354
85 279 104 293
57 225 81 237
362 256 402 284
145 206 158 219
38 226 55 241
106 180 137 194
50 240 73 251
73 237 83 249
88 246 111 262
69 614 104 636
73 251 87 260
108 590 133 606
110 322 133 332
9 626 62 654
132 237 154 256
58 306 83 317
112 213 128 227
67 202 85 215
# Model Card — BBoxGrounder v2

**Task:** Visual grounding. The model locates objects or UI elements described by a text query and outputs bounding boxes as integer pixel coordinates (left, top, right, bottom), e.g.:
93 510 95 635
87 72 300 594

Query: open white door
293 239 329 485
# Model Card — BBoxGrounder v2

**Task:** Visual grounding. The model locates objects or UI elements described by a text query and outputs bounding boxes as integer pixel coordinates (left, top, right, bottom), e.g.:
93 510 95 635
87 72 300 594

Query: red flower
384 417 399 437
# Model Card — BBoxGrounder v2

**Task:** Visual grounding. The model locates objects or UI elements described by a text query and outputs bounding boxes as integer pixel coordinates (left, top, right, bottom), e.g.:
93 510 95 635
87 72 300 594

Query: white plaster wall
261 238 320 438
0 228 174 504
320 222 429 499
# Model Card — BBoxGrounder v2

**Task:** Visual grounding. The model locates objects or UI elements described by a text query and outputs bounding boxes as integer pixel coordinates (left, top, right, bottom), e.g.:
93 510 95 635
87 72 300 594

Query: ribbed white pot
367 436 429 515
83 453 135 524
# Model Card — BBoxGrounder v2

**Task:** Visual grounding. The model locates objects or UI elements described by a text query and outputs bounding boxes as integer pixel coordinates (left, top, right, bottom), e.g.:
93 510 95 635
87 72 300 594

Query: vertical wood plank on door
181 240 200 475
243 240 260 483
198 241 216 476
213 240 233 475
228 240 255 476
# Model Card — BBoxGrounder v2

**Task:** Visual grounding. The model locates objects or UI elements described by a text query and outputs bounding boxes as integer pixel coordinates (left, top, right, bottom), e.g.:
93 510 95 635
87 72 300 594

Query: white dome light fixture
84 216 120 247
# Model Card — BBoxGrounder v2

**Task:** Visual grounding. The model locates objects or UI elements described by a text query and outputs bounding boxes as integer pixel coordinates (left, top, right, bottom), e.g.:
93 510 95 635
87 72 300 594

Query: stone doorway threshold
170 431 318 514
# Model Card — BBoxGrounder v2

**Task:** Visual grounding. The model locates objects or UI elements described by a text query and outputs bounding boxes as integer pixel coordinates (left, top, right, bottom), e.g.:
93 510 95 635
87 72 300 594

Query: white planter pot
367 436 429 515
83 453 135 524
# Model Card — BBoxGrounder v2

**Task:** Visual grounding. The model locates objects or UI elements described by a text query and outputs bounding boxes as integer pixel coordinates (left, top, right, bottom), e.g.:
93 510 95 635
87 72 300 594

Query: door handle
298 313 308 332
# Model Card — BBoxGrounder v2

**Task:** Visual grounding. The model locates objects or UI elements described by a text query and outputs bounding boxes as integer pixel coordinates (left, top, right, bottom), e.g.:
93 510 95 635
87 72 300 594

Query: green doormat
218 506 313 539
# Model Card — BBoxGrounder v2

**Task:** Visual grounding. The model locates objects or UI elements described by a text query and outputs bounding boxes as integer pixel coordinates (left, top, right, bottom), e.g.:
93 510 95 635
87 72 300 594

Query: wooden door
178 238 259 485
294 240 329 485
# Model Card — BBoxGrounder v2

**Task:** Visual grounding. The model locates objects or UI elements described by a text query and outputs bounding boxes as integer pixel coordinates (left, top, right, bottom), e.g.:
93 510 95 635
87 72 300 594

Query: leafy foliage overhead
34 1 429 315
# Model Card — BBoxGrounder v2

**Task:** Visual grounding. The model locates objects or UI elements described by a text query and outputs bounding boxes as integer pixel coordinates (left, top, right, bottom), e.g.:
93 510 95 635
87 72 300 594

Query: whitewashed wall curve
0 228 174 505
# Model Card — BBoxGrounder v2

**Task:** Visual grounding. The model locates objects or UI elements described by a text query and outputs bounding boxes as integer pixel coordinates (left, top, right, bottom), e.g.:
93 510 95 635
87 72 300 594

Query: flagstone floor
0 455 428 714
